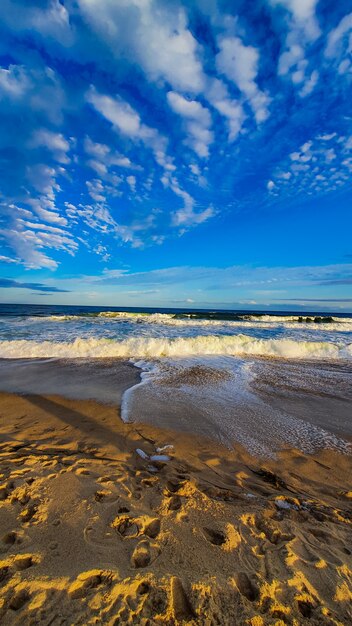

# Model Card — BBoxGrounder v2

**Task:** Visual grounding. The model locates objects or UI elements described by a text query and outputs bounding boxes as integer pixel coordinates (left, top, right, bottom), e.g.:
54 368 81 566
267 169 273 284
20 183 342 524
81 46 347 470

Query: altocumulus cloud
0 0 350 271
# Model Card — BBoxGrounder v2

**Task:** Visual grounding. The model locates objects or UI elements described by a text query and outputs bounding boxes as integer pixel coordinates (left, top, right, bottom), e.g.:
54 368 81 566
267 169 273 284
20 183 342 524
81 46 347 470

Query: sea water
0 303 351 456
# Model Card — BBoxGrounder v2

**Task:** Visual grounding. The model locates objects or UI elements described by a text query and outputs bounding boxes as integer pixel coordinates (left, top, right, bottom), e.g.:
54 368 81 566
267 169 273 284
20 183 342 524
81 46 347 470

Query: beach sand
0 391 351 625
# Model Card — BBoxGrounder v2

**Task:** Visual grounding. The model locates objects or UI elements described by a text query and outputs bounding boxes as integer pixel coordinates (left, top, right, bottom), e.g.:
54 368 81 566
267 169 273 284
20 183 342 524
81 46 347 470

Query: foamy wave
97 311 151 318
36 311 352 331
0 334 351 360
39 315 81 321
247 315 352 324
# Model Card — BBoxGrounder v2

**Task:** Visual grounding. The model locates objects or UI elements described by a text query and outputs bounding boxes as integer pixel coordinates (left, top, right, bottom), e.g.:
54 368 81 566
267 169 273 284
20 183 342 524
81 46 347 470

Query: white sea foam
34 311 352 331
37 315 82 322
0 334 351 360
247 315 352 323
98 311 153 318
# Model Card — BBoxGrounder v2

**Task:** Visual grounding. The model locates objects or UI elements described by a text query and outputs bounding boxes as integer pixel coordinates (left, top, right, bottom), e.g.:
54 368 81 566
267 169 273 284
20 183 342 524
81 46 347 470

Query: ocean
0 303 351 457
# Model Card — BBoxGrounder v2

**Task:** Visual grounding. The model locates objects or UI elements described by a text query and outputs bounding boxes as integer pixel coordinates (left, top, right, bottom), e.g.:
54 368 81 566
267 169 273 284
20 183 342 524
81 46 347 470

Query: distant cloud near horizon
0 278 69 293
278 298 352 303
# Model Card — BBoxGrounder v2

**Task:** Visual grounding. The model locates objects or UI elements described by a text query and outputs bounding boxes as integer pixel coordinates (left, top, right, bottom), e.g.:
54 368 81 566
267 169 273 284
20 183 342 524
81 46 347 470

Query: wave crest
33 311 352 331
0 334 351 360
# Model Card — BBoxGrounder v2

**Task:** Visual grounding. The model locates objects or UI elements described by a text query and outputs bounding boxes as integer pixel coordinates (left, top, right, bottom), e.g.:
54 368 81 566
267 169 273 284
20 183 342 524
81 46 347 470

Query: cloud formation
96 263 352 291
0 278 69 293
0 0 350 275
216 35 270 122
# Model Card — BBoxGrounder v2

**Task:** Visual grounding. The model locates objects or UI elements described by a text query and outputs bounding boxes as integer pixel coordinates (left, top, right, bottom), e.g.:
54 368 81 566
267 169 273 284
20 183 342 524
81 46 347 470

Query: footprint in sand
170 576 194 621
9 589 30 611
202 527 226 546
131 539 160 568
168 495 182 511
297 599 314 618
233 572 259 602
10 487 30 506
143 518 160 539
75 467 90 476
83 509 161 551
165 480 182 493
113 516 139 538
19 503 38 523
198 483 236 502
0 480 15 501
69 571 106 599
163 478 192 512
112 514 161 540
255 515 294 545
0 486 9 500
96 475 114 483
13 554 38 571
131 541 151 568
94 490 119 503
2 531 18 546
0 564 10 584
140 477 157 487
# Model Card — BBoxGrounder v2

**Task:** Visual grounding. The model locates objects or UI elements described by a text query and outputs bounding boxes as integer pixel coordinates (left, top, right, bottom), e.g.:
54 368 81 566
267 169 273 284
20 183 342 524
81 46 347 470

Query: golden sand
0 391 351 625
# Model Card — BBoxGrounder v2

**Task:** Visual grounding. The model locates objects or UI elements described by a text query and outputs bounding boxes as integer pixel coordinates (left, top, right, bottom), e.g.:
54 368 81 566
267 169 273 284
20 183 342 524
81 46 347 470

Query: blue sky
0 0 351 310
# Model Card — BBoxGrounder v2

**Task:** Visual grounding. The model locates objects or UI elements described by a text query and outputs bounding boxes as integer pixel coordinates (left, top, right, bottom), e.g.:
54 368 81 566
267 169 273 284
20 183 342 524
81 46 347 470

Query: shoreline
0 391 351 624
1 356 351 457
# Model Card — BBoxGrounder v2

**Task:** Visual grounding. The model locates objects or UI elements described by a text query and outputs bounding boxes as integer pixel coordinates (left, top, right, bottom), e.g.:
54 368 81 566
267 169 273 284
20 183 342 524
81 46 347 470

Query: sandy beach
0 390 351 625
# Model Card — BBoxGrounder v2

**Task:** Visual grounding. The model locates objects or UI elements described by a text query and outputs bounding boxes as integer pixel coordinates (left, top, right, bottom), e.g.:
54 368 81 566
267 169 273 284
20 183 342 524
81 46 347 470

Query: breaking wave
0 334 351 360
32 311 352 331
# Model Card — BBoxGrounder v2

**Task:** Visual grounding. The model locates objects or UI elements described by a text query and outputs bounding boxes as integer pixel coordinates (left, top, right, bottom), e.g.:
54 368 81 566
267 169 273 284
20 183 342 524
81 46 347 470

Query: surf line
120 359 159 423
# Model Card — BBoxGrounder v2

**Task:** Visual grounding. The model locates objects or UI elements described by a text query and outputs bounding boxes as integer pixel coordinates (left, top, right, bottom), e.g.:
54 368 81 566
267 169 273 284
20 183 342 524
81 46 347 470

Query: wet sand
0 391 351 625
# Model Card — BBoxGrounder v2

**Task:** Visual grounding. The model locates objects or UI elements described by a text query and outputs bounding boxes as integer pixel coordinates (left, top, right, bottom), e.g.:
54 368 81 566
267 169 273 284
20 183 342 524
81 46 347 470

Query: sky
0 0 351 311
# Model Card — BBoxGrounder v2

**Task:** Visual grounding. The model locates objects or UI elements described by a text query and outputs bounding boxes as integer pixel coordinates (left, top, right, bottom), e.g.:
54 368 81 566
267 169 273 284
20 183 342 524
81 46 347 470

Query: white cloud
206 78 245 141
22 163 69 227
277 171 292 180
160 174 214 228
167 91 213 158
87 91 141 137
19 221 70 235
0 64 66 124
216 36 270 123
176 204 214 227
0 255 19 264
0 227 58 269
29 129 71 163
0 202 78 270
86 175 122 202
271 0 320 40
271 0 320 96
86 179 106 202
299 69 319 97
87 88 174 171
87 86 215 238
0 65 31 98
78 0 206 93
325 13 352 75
84 136 137 178
94 244 111 262
127 175 136 192
84 137 110 159
0 0 72 45
189 163 207 187
190 163 200 176
317 133 337 141
269 133 352 200
95 262 352 293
